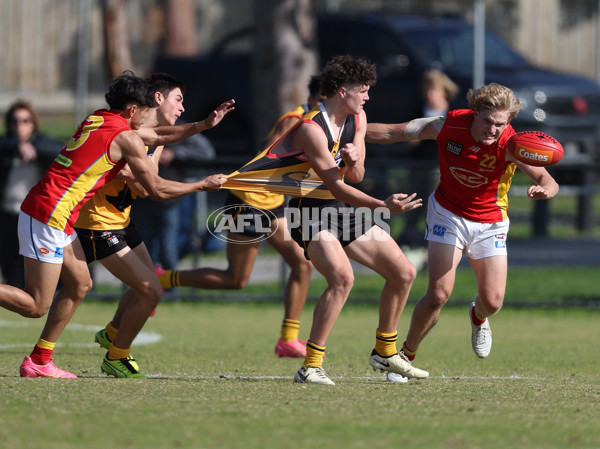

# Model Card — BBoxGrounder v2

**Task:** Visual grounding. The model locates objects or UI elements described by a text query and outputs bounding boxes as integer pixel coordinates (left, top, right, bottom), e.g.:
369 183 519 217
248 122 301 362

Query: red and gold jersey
20 109 130 234
225 104 358 200
74 145 153 231
434 109 517 222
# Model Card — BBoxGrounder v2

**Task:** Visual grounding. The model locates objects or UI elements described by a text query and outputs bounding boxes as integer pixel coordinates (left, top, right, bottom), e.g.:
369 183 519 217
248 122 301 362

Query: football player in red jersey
366 83 559 364
0 71 234 378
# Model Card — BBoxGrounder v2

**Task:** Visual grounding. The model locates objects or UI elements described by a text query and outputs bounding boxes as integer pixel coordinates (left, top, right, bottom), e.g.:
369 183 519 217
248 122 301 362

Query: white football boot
369 350 429 379
470 301 492 358
294 366 335 385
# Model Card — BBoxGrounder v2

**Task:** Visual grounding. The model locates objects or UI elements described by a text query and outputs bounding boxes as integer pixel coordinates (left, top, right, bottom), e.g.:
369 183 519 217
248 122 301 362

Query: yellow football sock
158 269 180 289
303 341 325 368
375 329 398 357
280 319 300 342
108 344 130 361
36 338 55 350
105 322 118 342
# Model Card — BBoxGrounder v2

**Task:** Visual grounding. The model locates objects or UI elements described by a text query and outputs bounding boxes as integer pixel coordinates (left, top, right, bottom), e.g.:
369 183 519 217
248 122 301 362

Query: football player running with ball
366 82 559 365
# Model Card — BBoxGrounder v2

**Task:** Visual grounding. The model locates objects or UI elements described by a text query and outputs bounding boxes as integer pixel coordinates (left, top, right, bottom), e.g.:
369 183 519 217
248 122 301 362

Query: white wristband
404 116 445 139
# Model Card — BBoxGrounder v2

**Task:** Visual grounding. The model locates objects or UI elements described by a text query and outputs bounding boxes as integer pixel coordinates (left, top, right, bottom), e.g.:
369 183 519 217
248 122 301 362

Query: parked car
154 12 600 167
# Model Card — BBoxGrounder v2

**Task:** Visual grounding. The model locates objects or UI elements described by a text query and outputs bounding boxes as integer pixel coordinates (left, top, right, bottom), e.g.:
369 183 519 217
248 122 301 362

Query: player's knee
290 258 313 279
329 270 354 295
149 282 163 304
135 280 163 306
61 278 93 305
479 295 503 315
390 263 417 287
427 287 450 309
78 277 93 299
230 276 249 289
22 304 50 319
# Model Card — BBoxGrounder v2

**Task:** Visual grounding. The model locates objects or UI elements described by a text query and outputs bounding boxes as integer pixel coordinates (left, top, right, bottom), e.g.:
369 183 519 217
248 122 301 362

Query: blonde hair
421 69 459 101
467 83 522 119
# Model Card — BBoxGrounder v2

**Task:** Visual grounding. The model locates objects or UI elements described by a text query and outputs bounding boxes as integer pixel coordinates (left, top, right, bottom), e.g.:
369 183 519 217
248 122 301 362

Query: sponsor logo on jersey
469 145 481 153
54 247 63 258
494 233 507 248
99 231 119 247
449 167 488 188
517 146 552 163
39 247 50 255
433 225 446 237
445 140 463 156
54 153 73 168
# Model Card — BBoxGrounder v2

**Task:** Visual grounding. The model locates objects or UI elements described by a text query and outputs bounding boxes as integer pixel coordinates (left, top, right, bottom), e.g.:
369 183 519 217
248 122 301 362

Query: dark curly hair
146 72 186 101
319 55 377 97
104 70 154 110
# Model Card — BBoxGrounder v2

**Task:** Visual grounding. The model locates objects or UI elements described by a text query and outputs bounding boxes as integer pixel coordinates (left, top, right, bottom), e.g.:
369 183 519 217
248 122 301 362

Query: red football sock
401 341 416 361
30 344 53 365
471 306 486 326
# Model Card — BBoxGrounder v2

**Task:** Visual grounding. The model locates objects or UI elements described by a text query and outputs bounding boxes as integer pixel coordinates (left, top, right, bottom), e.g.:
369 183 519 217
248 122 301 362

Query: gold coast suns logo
67 115 104 151
449 167 488 188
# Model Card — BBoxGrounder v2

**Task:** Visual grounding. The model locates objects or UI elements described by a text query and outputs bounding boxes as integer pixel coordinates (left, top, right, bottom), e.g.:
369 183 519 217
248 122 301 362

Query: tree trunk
252 0 318 147
103 0 134 78
163 0 199 56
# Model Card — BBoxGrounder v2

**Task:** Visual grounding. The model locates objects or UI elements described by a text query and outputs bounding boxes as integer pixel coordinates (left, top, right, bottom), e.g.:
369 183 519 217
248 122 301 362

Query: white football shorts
425 194 509 260
18 212 77 264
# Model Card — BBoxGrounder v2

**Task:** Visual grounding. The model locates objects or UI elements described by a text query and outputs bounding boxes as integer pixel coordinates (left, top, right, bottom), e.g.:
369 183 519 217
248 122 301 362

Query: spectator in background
131 125 216 271
397 70 459 249
0 100 63 288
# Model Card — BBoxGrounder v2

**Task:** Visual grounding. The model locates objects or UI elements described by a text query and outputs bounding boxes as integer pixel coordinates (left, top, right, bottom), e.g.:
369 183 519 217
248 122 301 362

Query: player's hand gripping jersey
227 104 310 210
225 104 358 199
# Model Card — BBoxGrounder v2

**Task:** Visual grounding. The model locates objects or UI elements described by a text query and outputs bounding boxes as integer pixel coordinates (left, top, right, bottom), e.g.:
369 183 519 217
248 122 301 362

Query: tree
252 0 318 146
163 0 199 56
103 0 198 79
103 0 134 78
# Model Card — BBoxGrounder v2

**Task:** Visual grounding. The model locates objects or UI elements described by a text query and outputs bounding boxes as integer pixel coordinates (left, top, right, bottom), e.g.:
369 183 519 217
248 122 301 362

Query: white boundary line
139 373 545 381
0 319 162 350
0 319 545 382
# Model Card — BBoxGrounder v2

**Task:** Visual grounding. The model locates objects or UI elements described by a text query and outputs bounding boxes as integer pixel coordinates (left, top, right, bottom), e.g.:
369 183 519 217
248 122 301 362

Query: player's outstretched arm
136 99 235 146
384 192 423 214
366 116 444 144
517 163 560 200
113 130 226 201
201 99 236 130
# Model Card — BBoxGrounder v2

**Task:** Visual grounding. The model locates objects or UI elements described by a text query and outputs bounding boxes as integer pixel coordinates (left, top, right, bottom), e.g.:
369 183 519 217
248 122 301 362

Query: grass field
100 265 598 307
1 300 599 449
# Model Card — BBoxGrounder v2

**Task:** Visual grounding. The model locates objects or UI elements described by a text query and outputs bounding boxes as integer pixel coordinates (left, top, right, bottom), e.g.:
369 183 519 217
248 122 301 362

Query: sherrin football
507 131 564 167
